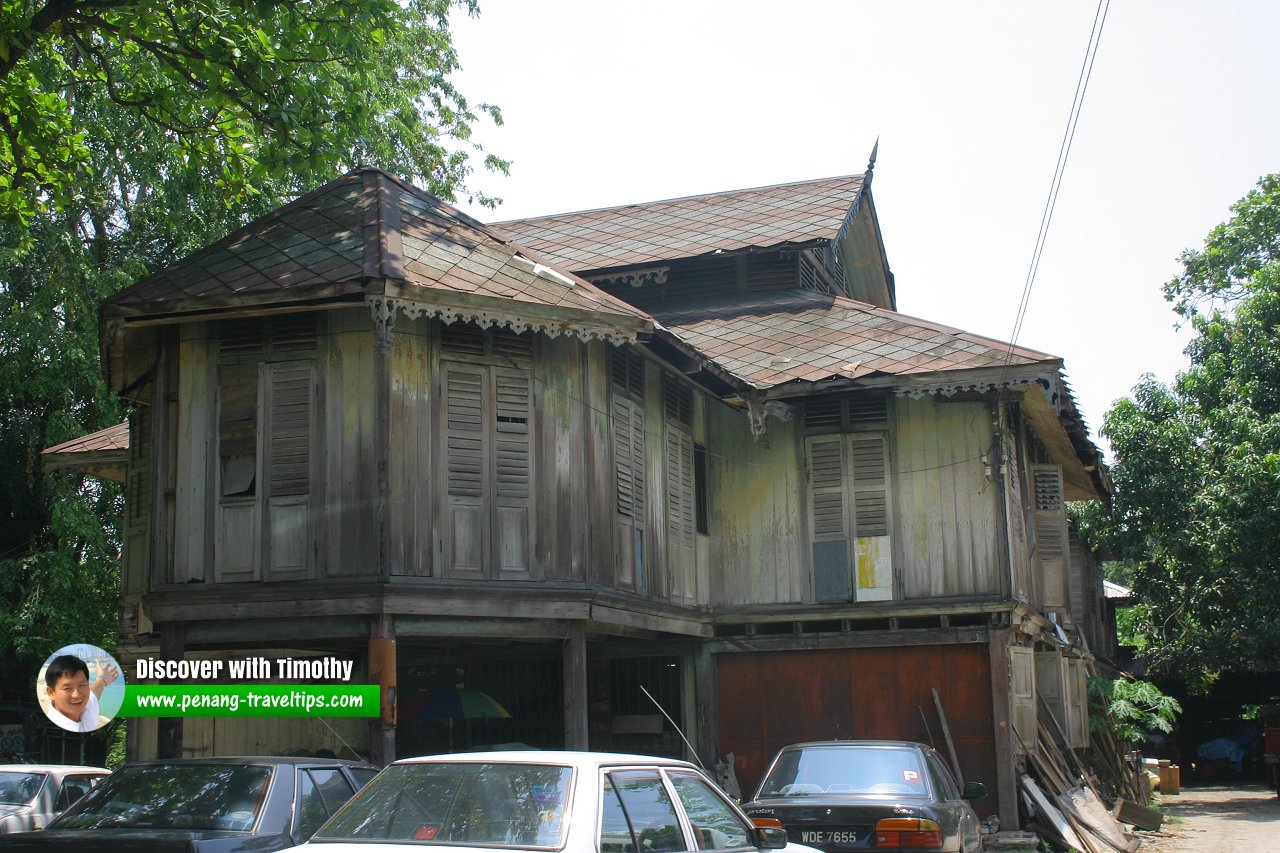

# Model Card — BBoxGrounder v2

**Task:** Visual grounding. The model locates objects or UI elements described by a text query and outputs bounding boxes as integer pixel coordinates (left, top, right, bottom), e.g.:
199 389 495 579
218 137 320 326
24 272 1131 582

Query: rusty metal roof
41 421 129 482
493 175 865 272
102 170 650 333
653 290 1058 390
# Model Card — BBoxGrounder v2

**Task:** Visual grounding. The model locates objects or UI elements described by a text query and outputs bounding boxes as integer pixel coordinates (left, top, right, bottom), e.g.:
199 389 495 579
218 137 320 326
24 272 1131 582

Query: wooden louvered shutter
807 435 851 602
850 435 892 601
267 361 312 497
1032 464 1068 611
444 364 486 578
494 367 531 578
664 376 696 604
612 349 646 590
265 360 313 580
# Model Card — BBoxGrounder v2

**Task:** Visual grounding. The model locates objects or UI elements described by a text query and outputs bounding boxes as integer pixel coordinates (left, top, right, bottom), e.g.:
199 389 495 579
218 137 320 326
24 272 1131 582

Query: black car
741 741 986 853
0 756 378 851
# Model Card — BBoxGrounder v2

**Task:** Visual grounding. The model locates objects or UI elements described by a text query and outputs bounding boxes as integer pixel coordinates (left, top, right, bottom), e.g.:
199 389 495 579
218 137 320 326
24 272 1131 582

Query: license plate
799 830 858 845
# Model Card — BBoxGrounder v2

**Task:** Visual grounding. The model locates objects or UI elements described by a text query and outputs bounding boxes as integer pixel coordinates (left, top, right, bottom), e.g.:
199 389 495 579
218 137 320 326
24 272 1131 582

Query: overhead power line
1005 0 1112 363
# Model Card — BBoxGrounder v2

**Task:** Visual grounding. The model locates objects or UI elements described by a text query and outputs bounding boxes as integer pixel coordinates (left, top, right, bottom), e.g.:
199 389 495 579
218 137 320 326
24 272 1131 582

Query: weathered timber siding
717 644 997 816
324 309 378 578
388 315 433 576
535 335 589 582
1012 417 1040 607
173 324 213 583
893 396 1001 599
585 341 614 587
158 715 366 760
707 403 804 606
643 362 668 599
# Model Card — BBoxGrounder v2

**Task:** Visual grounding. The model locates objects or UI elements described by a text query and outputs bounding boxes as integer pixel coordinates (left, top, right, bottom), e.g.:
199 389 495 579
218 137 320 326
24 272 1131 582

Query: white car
287 750 824 853
0 764 110 833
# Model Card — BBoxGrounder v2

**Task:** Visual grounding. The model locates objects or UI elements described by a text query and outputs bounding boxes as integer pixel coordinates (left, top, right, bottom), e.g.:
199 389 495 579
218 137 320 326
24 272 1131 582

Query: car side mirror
755 826 789 849
961 781 987 800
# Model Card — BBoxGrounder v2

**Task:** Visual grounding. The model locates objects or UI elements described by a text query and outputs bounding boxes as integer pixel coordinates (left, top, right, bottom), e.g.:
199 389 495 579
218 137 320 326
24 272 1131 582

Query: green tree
1080 175 1280 689
0 0 506 223
0 0 504 722
1088 676 1181 745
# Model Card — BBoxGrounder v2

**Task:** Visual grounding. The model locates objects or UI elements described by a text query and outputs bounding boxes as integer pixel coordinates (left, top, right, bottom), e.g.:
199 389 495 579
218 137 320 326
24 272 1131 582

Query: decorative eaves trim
892 375 1051 402
588 267 670 289
366 294 642 354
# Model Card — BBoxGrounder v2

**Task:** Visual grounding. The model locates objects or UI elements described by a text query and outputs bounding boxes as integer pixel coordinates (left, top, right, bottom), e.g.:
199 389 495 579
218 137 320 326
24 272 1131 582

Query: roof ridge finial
866 136 879 181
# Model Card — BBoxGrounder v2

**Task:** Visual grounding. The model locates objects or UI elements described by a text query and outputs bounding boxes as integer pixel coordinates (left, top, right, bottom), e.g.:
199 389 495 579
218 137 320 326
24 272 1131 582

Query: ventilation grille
663 374 693 426
219 315 318 357
803 394 888 429
611 348 645 400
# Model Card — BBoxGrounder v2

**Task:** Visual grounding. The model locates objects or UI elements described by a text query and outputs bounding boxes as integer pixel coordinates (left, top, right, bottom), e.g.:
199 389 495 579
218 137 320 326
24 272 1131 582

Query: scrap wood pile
1019 699 1160 853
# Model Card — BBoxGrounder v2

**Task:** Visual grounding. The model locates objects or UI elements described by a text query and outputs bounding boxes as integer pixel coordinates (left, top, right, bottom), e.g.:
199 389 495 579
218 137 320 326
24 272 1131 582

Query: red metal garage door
717 644 996 815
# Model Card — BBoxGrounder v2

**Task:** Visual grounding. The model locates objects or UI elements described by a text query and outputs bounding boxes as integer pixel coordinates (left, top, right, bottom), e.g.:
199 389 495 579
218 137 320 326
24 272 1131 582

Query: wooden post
369 617 396 766
694 643 718 768
988 626 1019 828
156 622 184 759
563 622 588 749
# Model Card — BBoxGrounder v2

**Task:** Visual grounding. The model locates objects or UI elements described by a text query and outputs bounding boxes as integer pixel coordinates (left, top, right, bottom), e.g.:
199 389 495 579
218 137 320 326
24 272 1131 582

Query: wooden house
58 163 1112 827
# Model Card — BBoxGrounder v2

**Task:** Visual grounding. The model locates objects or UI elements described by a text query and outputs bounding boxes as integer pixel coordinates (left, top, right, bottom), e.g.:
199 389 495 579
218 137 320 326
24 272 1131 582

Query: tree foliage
1088 676 1181 745
0 0 506 223
0 1 503 714
1079 175 1280 689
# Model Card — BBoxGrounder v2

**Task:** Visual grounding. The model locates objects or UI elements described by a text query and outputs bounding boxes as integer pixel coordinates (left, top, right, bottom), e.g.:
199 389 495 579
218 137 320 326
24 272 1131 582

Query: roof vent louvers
847 394 888 425
804 394 888 430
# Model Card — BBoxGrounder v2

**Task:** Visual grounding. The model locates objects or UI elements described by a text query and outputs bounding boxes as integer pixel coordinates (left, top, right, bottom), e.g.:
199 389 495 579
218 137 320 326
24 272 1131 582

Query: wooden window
611 348 647 590
694 444 708 535
440 325 533 580
664 375 696 604
805 432 893 602
213 315 318 583
1064 657 1090 748
1035 648 1068 743
1032 464 1068 611
802 394 888 431
217 363 259 498
1009 645 1036 754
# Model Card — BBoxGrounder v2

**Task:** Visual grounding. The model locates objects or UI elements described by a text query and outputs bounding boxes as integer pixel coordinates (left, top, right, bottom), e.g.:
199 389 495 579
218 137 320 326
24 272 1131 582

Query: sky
447 1 1280 456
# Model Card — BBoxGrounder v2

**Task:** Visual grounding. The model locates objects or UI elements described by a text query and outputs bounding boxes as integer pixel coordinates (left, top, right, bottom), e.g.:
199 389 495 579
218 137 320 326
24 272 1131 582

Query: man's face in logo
47 671 91 721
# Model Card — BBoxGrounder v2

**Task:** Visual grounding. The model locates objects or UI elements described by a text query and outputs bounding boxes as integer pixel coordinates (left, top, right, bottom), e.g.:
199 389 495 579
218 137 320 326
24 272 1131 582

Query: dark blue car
742 741 986 853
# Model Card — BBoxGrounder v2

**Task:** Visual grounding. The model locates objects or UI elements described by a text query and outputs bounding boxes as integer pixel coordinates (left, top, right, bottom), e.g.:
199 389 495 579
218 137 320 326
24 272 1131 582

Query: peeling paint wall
893 396 1002 598
706 402 805 606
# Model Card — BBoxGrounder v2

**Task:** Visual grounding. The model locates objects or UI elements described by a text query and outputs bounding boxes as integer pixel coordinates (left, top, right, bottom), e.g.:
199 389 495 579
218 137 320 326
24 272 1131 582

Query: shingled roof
102 169 651 340
493 175 866 271
41 421 129 482
653 290 1058 391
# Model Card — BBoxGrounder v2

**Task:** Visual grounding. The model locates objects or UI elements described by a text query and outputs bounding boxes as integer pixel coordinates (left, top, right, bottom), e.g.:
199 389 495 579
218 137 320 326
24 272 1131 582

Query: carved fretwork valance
366 295 640 354
588 267 670 289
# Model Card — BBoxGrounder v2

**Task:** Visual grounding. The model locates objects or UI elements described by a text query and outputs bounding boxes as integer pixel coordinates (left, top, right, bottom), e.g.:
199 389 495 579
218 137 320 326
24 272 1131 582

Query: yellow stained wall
705 403 805 606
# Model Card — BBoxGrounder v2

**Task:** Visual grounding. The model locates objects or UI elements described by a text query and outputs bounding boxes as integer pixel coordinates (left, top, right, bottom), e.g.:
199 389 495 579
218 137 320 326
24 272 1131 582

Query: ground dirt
1133 783 1280 852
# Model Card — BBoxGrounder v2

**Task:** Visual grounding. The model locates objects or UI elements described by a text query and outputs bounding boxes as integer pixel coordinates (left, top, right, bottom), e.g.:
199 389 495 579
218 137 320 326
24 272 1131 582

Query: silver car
0 765 110 833
288 750 824 853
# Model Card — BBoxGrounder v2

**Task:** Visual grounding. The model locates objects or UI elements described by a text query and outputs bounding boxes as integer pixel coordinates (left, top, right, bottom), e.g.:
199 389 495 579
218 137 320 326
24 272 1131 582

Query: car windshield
756 746 929 798
0 772 45 806
52 763 272 831
314 762 573 848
